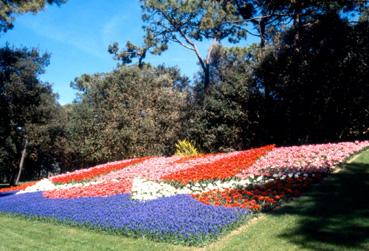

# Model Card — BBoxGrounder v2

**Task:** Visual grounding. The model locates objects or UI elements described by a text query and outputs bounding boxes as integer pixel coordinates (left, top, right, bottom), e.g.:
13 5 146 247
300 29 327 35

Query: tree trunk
259 19 266 48
294 7 302 51
14 138 28 185
8 173 16 186
203 39 217 98
204 63 210 95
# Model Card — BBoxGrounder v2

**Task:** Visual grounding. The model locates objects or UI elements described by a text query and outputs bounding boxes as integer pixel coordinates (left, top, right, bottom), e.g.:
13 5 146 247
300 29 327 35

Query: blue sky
0 0 257 105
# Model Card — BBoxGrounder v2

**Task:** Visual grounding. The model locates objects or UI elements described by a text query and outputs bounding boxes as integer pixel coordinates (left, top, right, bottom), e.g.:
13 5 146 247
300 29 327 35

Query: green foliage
110 0 247 94
141 0 246 45
65 64 189 168
185 45 259 152
0 45 61 183
175 139 199 157
256 12 369 144
1 0 369 182
233 1 368 34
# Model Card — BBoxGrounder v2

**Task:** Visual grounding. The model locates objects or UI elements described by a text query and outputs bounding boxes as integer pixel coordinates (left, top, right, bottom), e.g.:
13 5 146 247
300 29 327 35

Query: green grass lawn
1 150 369 251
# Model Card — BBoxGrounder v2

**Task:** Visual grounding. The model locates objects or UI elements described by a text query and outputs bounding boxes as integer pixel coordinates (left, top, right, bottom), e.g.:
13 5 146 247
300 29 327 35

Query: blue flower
0 192 250 243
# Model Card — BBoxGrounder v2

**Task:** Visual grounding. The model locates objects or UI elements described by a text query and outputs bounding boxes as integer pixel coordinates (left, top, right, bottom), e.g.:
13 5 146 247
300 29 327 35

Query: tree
186 45 262 152
232 0 368 47
0 45 60 185
0 0 68 183
256 12 369 144
21 95 65 180
109 0 246 95
66 64 189 168
0 0 67 33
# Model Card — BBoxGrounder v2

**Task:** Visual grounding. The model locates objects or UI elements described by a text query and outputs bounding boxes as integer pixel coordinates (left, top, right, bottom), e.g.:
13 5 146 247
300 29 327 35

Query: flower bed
193 174 325 211
237 141 369 179
162 145 274 185
44 151 243 199
51 156 151 184
0 181 37 193
1 141 368 246
0 192 249 245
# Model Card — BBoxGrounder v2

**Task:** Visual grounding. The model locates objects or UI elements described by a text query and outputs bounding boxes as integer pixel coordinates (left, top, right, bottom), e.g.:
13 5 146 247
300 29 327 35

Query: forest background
1 0 368 185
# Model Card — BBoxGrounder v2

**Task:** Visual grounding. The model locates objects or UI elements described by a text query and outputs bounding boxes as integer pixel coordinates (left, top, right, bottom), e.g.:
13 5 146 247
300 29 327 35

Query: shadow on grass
271 162 369 251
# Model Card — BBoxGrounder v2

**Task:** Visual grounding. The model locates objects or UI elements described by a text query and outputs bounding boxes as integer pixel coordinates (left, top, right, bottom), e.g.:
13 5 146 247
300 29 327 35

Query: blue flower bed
0 192 249 245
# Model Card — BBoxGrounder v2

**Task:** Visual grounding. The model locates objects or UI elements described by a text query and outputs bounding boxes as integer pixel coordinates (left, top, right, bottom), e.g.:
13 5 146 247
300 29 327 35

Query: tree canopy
64 64 189 169
0 46 61 184
1 1 369 185
109 0 247 94
256 11 369 144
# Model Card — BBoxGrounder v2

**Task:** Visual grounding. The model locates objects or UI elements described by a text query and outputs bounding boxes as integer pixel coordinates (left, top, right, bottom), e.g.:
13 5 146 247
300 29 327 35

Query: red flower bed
43 178 133 199
0 181 37 193
193 174 325 211
51 156 151 184
162 145 275 185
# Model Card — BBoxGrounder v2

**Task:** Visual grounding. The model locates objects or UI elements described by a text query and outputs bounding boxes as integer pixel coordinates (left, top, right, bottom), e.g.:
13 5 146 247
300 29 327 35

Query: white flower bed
16 179 56 194
16 178 103 195
130 177 265 201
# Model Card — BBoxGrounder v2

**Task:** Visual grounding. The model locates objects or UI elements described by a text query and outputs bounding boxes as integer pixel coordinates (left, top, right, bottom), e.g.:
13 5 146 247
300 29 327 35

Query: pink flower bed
43 179 132 198
43 141 369 199
51 157 150 184
44 151 242 199
237 141 369 179
127 151 241 181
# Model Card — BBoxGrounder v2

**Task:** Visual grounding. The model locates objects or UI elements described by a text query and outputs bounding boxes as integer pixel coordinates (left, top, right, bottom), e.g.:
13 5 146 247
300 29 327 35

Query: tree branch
171 37 195 51
156 8 206 71
206 38 218 64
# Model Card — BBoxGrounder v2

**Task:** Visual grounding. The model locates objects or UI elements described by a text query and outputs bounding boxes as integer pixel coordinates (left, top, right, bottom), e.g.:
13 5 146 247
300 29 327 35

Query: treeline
1 1 369 184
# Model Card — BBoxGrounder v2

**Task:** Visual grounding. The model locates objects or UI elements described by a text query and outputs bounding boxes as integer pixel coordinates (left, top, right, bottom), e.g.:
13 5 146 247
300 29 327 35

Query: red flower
192 174 325 212
162 145 274 185
0 181 37 193
51 156 151 184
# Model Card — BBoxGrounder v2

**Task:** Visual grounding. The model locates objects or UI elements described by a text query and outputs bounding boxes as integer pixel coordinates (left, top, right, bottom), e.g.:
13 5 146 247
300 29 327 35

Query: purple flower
0 192 249 243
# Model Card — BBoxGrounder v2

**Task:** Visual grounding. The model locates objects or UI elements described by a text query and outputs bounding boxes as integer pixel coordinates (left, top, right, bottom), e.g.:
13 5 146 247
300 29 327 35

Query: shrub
175 139 199 157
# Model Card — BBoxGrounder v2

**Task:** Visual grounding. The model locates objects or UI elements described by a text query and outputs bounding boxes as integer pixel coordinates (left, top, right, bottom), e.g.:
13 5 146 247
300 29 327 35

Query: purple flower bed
0 192 249 244
0 191 17 197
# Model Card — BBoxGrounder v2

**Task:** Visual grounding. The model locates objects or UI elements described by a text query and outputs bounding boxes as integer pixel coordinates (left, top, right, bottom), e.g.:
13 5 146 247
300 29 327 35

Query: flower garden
0 141 368 245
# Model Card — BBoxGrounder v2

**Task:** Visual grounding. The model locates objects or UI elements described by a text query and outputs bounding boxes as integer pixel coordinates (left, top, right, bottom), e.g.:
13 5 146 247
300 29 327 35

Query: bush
175 139 199 157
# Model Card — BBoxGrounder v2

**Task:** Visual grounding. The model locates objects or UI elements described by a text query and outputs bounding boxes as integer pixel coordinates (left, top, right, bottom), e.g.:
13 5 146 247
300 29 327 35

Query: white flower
16 179 56 194
131 177 182 201
256 176 264 182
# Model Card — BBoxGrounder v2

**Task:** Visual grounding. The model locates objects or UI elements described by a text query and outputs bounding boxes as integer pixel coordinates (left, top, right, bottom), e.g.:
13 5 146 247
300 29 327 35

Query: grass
1 150 369 251
0 214 192 251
